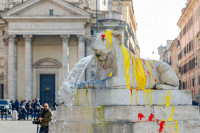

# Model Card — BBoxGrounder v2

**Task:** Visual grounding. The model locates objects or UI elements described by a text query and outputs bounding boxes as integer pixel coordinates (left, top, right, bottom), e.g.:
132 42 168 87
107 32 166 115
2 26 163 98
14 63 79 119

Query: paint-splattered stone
64 89 192 106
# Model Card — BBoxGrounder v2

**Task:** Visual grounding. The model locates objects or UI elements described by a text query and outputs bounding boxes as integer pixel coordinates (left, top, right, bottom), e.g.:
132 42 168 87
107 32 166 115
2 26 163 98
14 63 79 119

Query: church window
49 9 53 16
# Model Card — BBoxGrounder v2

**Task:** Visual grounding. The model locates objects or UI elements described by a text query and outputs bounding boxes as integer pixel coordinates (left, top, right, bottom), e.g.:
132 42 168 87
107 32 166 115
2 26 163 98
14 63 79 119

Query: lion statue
78 30 179 90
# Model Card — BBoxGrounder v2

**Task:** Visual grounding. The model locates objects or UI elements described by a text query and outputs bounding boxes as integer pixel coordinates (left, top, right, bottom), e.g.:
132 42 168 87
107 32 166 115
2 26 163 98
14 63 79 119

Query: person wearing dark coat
18 106 27 120
26 106 34 120
20 100 25 107
33 98 42 109
34 106 41 120
1 107 8 120
53 101 58 110
31 100 35 108
15 99 19 112
25 101 31 111
39 103 53 133
10 100 15 111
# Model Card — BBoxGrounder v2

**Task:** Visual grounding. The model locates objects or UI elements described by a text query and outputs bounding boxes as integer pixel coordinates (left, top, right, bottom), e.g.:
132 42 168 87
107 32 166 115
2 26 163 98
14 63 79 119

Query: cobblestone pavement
0 119 37 133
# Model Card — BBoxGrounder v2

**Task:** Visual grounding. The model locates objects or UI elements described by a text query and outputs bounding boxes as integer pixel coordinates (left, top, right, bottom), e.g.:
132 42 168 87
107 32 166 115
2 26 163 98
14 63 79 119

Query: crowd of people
1 98 54 133
1 98 56 120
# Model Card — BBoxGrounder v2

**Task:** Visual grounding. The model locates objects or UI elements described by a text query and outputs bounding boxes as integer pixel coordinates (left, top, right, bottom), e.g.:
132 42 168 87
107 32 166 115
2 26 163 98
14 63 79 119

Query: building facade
158 0 200 102
0 0 139 107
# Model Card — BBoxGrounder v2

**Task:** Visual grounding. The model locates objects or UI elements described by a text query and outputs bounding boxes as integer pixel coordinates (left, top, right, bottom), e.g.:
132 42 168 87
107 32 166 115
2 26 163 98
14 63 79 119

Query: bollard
12 110 18 121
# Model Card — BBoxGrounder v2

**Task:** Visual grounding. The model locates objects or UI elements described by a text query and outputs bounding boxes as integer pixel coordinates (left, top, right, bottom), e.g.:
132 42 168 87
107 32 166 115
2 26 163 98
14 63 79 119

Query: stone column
117 0 122 14
86 38 92 80
23 35 32 101
79 0 84 9
108 0 113 19
78 35 86 61
3 37 8 99
78 35 86 81
8 34 16 100
61 35 70 80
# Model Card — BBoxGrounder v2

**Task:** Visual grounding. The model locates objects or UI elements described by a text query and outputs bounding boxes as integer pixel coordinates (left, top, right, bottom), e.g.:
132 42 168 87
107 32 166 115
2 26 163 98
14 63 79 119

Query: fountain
50 30 200 133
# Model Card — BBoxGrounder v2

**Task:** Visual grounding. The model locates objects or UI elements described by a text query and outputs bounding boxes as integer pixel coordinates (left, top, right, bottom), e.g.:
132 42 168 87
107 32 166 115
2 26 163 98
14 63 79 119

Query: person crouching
18 106 27 120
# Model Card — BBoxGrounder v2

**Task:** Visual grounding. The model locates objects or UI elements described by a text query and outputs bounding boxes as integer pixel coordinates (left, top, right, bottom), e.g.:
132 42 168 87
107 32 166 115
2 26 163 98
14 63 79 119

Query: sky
133 0 187 60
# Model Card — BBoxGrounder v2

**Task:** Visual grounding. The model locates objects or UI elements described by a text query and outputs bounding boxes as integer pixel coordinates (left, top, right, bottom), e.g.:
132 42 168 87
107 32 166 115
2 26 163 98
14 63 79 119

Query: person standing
39 103 53 133
34 98 42 109
1 107 8 120
15 99 19 112
10 100 15 111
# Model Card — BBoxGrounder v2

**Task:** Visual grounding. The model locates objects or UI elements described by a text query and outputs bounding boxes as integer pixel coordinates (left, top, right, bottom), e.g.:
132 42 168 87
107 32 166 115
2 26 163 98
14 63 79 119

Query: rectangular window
90 30 94 35
183 82 185 89
49 9 53 16
198 76 200 85
192 78 195 87
184 47 186 55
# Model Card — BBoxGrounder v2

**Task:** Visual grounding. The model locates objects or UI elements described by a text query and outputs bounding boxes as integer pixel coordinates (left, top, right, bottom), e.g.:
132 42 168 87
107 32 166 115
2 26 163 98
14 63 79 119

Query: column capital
7 34 16 44
77 35 86 42
61 34 70 40
23 34 32 39
7 34 16 39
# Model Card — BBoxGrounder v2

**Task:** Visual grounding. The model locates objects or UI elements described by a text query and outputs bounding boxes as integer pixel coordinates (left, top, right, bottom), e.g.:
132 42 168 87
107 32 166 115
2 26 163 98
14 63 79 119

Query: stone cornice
2 0 90 17
177 0 198 27
4 16 90 20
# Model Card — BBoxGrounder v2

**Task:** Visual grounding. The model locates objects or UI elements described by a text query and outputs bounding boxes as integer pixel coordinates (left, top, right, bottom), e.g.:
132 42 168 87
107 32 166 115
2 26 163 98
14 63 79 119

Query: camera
32 119 41 125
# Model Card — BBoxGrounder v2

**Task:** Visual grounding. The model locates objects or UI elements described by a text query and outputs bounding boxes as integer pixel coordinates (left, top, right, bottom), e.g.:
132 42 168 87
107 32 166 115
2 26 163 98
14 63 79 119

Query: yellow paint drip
166 91 171 106
130 52 135 88
135 89 137 104
145 90 152 106
105 30 112 50
121 45 131 89
134 57 147 90
131 89 133 105
109 72 112 77
168 106 175 121
175 120 179 133
121 44 152 106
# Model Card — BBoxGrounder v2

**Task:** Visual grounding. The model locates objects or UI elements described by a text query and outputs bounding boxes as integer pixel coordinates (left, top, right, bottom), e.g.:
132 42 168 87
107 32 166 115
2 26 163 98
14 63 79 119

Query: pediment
33 58 62 68
2 0 90 18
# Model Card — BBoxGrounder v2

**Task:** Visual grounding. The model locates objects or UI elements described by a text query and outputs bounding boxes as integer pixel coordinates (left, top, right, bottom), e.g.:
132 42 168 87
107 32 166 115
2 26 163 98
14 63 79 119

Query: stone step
63 89 192 106
55 106 200 123
49 120 200 133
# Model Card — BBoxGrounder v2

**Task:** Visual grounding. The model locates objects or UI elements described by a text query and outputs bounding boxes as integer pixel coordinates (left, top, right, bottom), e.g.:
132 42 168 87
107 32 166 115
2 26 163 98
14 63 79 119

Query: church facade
0 0 138 107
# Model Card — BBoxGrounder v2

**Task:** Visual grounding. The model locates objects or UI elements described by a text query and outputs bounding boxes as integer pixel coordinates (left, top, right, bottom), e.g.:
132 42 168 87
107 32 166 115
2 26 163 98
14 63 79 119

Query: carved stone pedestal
50 88 200 133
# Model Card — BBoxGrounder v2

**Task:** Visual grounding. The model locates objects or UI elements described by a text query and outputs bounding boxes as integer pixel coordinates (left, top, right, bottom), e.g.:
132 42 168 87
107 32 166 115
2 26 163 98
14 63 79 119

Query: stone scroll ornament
77 29 179 90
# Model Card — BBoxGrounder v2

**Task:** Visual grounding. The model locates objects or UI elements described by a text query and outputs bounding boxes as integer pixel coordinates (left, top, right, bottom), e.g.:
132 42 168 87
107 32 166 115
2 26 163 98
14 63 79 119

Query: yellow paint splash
145 90 152 106
109 72 112 77
129 51 135 88
168 106 175 121
131 89 133 105
121 44 153 105
175 120 179 133
105 30 112 50
134 57 147 90
166 91 171 106
135 89 137 105
121 45 131 89
165 106 179 133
